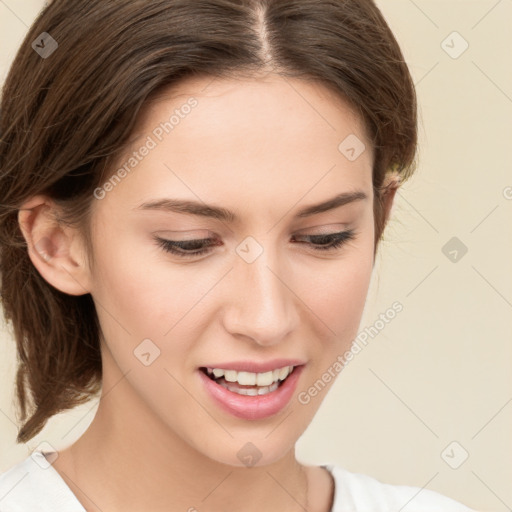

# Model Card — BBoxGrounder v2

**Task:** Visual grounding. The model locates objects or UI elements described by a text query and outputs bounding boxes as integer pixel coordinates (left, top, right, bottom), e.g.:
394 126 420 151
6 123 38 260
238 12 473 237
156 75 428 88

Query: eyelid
294 223 351 235
154 229 213 239
156 224 349 238
153 228 356 259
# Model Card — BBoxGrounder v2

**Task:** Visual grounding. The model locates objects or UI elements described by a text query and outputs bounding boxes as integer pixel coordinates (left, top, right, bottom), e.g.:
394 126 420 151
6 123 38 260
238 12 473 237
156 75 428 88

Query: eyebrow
135 191 367 223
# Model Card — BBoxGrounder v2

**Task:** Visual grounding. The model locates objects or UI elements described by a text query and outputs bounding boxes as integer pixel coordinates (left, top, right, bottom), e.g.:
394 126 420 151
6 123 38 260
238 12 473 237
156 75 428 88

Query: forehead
142 74 369 144
101 75 374 219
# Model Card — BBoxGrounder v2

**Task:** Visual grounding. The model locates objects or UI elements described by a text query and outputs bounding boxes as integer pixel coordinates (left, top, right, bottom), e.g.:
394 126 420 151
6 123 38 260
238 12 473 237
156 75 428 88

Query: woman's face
86 75 376 467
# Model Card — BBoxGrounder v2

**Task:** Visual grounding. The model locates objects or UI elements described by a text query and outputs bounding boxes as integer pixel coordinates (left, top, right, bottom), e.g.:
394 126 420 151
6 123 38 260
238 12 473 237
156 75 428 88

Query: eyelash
154 230 356 259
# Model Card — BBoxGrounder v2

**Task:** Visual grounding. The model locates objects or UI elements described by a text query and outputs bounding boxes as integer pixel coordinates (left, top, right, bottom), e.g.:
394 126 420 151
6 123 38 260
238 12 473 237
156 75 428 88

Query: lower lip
198 366 304 420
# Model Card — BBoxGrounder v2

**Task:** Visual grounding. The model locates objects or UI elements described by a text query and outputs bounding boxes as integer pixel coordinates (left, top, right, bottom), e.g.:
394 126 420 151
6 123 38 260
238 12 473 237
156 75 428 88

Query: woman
0 1 475 510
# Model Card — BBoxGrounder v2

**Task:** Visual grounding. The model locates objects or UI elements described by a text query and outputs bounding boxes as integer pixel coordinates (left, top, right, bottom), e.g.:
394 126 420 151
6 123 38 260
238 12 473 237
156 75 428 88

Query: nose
222 239 300 347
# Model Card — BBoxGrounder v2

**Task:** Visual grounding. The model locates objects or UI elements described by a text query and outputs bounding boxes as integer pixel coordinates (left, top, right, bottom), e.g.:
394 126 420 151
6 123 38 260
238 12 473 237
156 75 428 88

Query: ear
18 195 92 296
380 173 401 228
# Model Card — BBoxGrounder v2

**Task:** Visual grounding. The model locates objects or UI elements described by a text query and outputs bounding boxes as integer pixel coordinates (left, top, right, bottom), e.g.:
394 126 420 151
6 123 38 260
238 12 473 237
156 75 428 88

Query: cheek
89 230 185 325
297 233 374 349
89 231 217 367
90 211 374 358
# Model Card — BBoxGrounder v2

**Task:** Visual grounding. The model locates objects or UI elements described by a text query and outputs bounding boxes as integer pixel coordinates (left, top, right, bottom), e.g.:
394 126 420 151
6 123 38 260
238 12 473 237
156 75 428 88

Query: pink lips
198 361 306 421
201 359 306 373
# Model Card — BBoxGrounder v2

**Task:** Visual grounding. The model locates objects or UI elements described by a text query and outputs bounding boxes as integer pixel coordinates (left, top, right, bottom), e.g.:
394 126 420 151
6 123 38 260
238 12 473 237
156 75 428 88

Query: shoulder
325 465 475 512
0 451 85 512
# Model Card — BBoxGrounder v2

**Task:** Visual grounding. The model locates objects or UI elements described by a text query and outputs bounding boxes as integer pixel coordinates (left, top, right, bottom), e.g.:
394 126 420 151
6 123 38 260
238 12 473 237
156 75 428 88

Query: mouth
198 362 306 420
199 365 297 396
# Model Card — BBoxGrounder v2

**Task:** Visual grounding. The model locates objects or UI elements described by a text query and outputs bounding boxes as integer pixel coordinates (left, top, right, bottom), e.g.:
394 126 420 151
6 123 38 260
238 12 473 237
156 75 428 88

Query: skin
19 74 397 512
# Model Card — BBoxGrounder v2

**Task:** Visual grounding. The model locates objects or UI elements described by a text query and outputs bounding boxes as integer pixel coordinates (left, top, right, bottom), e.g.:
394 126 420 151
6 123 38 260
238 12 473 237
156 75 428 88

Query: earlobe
17 195 92 296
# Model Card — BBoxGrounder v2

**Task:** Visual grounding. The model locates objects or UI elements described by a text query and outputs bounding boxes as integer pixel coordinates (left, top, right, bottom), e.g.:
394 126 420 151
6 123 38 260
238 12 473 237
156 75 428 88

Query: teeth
256 371 274 387
278 366 290 380
224 370 238 382
237 371 256 386
206 365 294 387
219 380 280 396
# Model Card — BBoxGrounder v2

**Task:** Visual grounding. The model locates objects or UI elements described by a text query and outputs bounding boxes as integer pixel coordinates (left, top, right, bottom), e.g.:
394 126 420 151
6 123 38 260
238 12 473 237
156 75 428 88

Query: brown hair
0 0 417 443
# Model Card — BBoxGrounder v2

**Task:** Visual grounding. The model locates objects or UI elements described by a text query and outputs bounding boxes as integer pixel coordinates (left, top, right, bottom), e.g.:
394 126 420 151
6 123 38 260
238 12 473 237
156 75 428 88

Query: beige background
1 1 511 510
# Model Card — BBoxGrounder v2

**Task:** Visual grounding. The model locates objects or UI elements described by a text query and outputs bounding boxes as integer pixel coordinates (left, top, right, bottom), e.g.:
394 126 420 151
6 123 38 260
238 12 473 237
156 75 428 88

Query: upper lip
200 359 306 373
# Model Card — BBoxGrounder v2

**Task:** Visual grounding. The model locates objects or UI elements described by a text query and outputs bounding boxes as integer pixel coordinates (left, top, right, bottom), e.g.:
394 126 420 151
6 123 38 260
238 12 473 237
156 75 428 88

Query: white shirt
0 451 475 511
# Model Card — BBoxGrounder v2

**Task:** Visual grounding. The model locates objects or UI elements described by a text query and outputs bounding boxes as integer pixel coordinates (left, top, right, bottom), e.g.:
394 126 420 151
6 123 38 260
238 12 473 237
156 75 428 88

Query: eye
154 236 219 259
154 229 356 259
291 229 356 251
